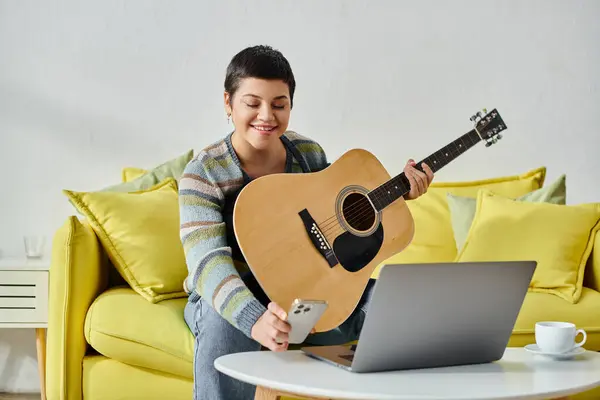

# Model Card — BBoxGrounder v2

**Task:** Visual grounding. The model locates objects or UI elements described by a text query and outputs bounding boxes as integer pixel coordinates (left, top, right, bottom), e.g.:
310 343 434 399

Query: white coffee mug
535 321 586 354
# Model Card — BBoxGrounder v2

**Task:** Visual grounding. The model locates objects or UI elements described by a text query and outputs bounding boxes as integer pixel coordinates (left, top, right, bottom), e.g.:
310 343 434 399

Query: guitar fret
453 141 462 155
425 155 436 172
384 185 393 205
372 193 382 210
457 136 467 153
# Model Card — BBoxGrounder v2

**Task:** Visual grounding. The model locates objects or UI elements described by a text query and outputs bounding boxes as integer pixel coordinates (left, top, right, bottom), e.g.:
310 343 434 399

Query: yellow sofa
46 166 600 400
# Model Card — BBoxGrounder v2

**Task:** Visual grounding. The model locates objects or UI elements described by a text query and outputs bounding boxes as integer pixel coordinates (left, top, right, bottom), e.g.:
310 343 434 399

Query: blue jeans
183 279 375 400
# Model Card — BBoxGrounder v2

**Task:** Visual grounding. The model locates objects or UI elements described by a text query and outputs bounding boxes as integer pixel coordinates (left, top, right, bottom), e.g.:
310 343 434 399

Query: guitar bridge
298 209 338 267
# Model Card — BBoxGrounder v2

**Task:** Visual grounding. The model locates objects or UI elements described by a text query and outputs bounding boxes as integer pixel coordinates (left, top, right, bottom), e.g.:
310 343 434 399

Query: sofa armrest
584 234 600 291
47 217 108 400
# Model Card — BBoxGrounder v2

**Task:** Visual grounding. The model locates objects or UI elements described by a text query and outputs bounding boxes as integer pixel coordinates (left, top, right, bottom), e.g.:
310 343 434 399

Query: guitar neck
367 129 482 212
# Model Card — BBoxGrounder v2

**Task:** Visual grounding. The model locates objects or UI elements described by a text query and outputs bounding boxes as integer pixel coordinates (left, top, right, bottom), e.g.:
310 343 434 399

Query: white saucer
524 344 585 359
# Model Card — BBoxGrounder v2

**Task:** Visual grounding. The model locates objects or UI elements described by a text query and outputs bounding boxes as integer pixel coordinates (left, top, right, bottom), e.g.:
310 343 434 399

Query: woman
179 45 434 400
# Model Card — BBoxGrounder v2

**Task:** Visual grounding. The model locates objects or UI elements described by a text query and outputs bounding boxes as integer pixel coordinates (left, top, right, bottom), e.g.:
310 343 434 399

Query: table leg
255 387 279 400
36 328 47 400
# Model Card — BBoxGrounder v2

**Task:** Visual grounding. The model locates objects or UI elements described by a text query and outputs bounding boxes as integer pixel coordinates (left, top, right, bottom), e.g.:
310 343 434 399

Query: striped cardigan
179 131 329 337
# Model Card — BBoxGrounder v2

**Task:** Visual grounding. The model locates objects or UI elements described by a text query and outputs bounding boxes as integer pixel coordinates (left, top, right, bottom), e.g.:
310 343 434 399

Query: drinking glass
24 235 45 259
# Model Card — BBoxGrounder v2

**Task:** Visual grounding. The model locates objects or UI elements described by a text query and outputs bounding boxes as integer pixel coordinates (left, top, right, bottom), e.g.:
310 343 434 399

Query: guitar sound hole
342 193 375 232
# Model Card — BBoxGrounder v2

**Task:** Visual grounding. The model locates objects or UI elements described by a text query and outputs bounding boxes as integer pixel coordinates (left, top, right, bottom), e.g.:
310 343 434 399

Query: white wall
1 0 599 392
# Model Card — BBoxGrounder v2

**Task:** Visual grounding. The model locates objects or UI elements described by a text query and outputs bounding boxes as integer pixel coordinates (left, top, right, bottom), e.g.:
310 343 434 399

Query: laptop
301 260 536 373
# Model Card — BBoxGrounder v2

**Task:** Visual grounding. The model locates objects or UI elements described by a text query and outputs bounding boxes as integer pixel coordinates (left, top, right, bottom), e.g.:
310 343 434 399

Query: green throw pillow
101 149 194 193
447 174 566 252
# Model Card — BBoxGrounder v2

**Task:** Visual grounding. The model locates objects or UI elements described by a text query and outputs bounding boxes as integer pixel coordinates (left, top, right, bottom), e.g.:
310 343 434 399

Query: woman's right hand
251 302 291 351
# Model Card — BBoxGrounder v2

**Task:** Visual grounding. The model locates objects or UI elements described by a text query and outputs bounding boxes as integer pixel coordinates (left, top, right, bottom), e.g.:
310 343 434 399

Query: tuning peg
470 111 482 122
484 136 500 147
496 134 502 140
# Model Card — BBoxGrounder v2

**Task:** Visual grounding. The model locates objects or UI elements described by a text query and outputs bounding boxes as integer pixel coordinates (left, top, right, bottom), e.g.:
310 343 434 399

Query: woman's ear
223 91 232 116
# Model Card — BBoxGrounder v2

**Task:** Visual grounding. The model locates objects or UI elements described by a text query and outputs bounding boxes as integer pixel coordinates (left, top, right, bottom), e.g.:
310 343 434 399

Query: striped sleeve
178 155 266 337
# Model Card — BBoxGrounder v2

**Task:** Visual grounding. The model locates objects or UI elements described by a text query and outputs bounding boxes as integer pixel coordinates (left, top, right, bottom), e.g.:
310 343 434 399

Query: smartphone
284 299 328 344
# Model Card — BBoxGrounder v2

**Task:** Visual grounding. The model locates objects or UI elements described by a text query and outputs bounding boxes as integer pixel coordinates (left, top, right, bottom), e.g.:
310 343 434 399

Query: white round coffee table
215 347 600 400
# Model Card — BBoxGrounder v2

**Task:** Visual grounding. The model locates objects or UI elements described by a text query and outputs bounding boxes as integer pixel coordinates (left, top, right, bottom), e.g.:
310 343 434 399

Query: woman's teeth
253 126 275 131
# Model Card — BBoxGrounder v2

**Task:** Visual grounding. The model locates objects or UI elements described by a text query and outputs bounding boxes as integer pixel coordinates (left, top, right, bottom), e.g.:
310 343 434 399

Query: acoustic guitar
233 108 507 332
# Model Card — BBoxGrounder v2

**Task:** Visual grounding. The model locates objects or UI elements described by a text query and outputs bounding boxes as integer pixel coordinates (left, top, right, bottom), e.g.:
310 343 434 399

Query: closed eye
244 102 286 110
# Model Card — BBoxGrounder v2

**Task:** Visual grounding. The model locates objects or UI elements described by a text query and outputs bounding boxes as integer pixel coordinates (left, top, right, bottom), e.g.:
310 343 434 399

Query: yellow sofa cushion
84 287 194 379
83 355 192 400
456 190 600 303
63 178 188 303
509 288 600 351
374 167 546 276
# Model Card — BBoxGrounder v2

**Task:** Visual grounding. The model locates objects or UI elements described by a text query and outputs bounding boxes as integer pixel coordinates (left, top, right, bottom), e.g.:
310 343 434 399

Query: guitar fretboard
368 129 482 212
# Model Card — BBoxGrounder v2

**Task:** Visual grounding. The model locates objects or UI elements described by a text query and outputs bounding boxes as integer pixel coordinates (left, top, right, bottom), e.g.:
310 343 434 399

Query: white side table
215 348 600 400
0 258 49 400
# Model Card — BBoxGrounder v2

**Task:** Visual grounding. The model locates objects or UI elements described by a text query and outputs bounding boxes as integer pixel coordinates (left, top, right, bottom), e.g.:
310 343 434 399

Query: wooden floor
0 394 41 399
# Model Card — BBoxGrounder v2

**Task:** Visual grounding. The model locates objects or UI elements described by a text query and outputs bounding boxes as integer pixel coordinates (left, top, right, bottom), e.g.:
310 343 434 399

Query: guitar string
315 132 479 240
317 177 414 239
322 185 411 237
317 185 402 236
321 203 378 239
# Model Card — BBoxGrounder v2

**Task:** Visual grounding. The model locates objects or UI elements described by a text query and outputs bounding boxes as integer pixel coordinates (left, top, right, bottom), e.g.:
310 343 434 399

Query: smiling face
225 77 291 151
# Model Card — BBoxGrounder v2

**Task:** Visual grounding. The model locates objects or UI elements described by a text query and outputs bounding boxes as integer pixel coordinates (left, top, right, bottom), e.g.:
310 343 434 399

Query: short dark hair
224 45 296 107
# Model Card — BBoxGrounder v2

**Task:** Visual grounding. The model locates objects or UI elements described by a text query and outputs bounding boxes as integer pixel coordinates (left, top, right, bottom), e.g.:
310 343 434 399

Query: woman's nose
257 104 274 121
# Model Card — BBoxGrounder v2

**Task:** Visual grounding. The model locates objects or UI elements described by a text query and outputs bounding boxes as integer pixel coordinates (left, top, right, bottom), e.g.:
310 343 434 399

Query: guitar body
233 148 415 332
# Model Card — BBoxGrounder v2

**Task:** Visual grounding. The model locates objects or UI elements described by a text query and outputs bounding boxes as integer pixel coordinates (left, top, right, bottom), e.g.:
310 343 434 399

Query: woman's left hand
403 159 434 200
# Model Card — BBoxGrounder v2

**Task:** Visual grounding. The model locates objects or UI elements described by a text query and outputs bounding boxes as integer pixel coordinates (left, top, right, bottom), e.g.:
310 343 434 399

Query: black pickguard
332 223 384 273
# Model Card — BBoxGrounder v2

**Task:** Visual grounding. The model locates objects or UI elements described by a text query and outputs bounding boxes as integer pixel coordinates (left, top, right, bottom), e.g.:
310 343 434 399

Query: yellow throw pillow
456 190 600 303
373 167 546 277
122 167 148 182
63 178 188 303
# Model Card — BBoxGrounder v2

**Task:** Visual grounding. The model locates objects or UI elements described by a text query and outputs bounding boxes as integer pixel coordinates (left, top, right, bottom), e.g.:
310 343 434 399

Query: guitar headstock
470 108 507 147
